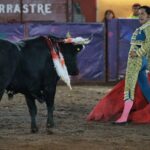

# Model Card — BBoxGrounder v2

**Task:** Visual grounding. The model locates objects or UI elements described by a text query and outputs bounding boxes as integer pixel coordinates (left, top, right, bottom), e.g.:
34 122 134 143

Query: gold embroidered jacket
124 21 150 100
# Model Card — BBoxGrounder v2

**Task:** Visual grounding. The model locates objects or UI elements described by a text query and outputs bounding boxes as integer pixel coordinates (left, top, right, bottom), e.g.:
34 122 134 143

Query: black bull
0 35 83 133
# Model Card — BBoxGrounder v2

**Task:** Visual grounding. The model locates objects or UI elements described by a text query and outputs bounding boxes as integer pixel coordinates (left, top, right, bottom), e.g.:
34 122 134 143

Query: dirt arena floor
0 85 150 150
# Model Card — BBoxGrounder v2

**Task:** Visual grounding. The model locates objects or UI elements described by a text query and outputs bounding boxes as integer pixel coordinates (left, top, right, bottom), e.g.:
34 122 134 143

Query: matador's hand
129 50 137 58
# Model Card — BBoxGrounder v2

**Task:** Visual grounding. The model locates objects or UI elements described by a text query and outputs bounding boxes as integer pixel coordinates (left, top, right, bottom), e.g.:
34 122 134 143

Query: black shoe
112 121 128 125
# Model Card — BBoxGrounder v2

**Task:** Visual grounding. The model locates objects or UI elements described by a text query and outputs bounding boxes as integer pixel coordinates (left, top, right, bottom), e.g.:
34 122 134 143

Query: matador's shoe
113 99 133 125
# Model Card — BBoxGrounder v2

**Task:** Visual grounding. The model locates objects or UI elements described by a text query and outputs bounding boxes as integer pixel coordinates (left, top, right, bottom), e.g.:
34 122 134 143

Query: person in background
129 3 141 18
102 9 116 22
102 9 116 82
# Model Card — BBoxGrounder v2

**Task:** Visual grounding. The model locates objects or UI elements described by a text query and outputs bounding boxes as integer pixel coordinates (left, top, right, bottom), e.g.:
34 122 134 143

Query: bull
0 35 89 133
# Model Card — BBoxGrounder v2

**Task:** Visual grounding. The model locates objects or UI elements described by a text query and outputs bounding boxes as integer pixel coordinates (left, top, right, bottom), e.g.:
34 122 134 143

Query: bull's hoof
46 123 54 134
47 122 54 128
31 127 39 133
46 128 53 135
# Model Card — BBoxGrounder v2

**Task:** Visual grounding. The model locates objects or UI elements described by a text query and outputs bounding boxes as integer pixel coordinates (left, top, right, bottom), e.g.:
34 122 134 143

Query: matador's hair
140 6 150 15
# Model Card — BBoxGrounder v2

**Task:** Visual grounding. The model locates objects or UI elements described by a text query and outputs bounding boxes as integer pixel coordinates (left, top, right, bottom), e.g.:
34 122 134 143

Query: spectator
102 9 116 81
102 9 116 22
129 3 141 18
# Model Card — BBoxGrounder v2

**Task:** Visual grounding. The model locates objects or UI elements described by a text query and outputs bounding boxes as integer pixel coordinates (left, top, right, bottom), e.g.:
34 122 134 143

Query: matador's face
139 8 150 24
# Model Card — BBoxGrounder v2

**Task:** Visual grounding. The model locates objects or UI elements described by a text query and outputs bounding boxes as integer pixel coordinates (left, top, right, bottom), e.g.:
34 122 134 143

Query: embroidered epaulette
130 22 150 45
139 21 150 30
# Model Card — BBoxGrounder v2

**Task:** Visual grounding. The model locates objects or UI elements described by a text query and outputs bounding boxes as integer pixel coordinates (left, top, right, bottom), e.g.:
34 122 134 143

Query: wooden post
67 0 73 22
20 0 23 22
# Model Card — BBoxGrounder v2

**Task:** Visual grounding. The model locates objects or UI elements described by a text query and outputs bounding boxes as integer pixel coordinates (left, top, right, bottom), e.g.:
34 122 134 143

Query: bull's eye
77 48 80 51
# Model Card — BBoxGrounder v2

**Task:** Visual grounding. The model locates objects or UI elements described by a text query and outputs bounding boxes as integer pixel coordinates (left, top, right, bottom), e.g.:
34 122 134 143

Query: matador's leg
115 57 142 124
124 57 142 100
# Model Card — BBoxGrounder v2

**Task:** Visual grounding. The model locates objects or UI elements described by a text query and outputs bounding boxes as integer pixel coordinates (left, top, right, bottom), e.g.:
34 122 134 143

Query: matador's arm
136 25 150 57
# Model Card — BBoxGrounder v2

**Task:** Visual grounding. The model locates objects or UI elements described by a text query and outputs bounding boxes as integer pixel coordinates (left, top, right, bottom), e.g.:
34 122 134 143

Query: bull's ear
66 32 72 38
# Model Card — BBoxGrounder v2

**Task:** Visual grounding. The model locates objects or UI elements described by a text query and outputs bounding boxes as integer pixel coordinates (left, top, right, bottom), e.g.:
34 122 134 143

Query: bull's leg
45 86 56 130
0 90 4 101
43 68 58 133
25 96 38 133
46 98 55 129
0 78 11 101
46 103 55 128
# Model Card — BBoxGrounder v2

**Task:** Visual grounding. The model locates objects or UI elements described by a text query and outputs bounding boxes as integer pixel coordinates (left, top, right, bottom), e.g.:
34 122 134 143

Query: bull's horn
66 32 72 38
71 37 91 45
64 36 92 45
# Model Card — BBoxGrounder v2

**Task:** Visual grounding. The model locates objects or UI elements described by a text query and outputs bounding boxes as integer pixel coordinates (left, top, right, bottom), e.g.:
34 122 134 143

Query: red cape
87 79 150 123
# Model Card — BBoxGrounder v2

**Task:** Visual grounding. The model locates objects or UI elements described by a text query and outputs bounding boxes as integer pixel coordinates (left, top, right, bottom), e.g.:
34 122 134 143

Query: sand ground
0 85 150 150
